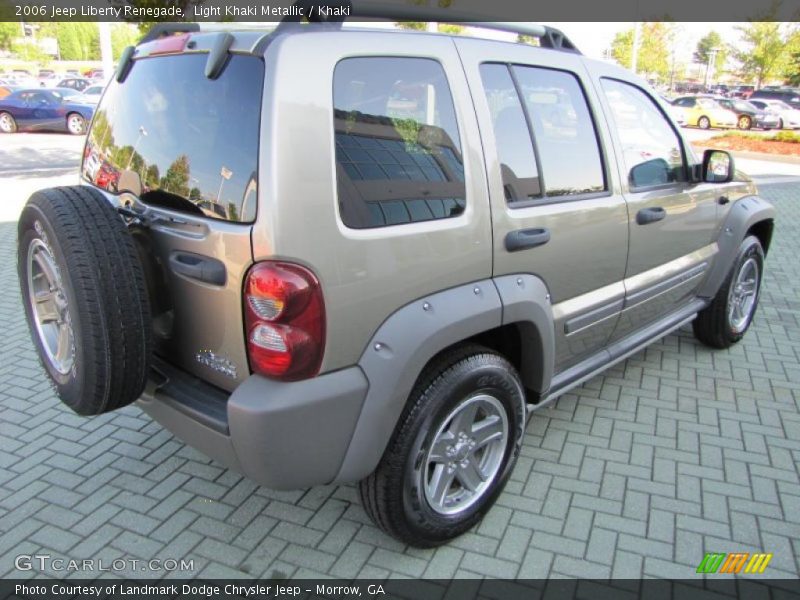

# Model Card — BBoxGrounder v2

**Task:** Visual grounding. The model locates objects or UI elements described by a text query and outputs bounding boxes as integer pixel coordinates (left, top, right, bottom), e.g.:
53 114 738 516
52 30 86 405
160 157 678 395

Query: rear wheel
0 111 17 133
693 236 764 349
738 115 752 130
698 116 711 129
359 344 526 547
66 113 86 135
17 186 152 415
778 119 784 129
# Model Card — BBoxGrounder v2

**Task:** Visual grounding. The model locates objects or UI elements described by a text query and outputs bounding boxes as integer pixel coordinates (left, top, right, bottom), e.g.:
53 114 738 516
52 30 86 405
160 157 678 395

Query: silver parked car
17 12 775 547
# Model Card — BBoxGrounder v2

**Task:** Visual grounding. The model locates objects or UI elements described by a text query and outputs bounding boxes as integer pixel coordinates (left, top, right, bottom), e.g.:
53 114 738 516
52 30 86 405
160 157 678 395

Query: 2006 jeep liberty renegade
17 10 775 547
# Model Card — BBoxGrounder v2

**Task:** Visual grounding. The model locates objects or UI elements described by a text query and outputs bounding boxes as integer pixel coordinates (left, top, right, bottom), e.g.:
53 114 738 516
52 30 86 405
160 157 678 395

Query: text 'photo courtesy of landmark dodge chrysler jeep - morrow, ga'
17 9 775 547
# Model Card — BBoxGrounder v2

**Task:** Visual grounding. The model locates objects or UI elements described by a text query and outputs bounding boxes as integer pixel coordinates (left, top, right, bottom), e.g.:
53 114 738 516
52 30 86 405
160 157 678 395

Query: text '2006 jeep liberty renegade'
17 8 775 547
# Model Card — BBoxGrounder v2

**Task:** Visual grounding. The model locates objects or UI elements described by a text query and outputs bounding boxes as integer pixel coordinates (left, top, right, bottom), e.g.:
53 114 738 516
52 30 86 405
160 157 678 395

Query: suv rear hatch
82 40 264 392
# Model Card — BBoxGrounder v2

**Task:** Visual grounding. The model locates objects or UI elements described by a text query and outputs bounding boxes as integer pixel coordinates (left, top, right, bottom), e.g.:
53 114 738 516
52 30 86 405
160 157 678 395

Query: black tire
693 236 764 349
778 119 784 130
0 111 17 133
359 344 526 547
698 116 711 129
17 186 152 415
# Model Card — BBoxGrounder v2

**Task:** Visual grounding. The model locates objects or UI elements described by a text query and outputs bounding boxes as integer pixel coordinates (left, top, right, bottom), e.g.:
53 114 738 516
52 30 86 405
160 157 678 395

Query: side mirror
702 149 734 183
629 158 671 188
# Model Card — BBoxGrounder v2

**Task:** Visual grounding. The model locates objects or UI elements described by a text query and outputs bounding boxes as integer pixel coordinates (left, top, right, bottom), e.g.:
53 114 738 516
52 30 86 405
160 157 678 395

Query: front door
592 74 720 342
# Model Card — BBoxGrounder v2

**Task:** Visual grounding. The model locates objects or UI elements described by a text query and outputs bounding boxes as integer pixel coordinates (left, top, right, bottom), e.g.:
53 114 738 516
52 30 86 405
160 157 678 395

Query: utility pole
631 22 641 74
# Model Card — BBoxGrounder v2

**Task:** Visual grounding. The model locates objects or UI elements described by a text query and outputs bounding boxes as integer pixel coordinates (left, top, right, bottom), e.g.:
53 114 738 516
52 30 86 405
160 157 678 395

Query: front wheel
693 236 764 349
698 116 711 129
359 345 526 547
66 113 86 135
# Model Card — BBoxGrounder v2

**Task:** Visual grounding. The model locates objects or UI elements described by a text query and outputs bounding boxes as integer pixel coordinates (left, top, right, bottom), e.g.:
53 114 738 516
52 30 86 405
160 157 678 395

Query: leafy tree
611 23 673 81
0 22 20 52
396 22 428 31
785 29 800 85
189 187 202 202
160 155 191 197
10 39 49 64
693 31 728 73
111 24 139 60
145 164 160 189
734 22 792 88
517 34 540 46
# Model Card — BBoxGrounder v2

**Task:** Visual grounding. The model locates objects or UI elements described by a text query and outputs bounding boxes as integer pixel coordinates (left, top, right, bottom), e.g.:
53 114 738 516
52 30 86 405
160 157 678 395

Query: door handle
169 251 227 285
636 207 666 225
505 227 551 252
718 195 730 205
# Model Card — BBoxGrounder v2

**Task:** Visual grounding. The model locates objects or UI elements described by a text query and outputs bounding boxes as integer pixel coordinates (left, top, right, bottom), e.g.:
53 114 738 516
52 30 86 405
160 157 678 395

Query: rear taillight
243 262 325 381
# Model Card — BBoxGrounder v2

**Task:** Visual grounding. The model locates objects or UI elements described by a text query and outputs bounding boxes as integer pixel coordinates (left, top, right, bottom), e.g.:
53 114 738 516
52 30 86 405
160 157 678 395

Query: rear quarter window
332 57 466 229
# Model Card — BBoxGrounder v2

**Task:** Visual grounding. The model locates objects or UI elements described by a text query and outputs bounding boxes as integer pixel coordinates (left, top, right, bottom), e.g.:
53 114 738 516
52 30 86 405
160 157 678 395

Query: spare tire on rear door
17 186 152 415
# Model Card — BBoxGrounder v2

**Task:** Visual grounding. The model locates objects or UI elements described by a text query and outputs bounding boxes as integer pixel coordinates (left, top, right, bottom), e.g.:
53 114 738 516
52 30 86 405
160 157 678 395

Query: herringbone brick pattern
1 183 798 579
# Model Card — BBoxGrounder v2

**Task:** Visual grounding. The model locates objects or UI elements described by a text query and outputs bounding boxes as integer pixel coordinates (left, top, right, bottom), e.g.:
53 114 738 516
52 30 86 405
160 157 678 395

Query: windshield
82 53 264 223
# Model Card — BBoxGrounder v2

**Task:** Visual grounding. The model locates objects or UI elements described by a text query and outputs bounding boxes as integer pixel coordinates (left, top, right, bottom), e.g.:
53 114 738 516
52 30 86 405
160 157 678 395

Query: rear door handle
505 227 551 252
636 207 666 225
169 251 227 286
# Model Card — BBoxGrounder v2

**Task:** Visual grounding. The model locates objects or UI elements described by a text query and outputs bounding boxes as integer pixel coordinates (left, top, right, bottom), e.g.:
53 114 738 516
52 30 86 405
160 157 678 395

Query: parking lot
1 133 799 580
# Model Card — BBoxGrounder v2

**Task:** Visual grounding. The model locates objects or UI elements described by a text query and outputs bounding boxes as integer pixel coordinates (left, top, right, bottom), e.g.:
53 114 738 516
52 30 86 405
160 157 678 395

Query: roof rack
281 0 582 53
136 2 580 54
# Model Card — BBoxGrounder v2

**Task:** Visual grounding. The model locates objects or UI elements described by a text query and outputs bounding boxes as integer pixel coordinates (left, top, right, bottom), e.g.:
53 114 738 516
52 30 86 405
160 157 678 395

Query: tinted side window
601 79 687 189
512 66 606 197
479 63 541 202
333 57 465 229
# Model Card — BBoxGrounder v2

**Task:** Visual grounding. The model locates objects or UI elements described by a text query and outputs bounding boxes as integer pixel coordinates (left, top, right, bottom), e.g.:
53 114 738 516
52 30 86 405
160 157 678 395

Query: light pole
126 126 148 170
217 166 232 204
704 48 719 90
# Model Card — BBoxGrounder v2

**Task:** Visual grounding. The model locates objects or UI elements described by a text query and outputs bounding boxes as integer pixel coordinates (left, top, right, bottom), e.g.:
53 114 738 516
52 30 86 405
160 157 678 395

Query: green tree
0 22 20 52
160 155 191 197
10 39 49 64
784 29 800 85
111 24 139 60
611 23 672 81
189 187 202 202
733 14 794 88
145 164 160 189
693 31 728 73
517 34 540 46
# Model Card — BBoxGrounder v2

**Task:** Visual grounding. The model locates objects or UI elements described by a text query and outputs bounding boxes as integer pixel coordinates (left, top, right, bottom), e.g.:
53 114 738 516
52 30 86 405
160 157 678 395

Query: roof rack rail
279 0 581 54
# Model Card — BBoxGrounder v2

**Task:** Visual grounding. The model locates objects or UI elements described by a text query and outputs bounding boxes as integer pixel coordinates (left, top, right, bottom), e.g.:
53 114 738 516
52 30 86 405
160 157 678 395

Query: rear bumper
137 357 369 489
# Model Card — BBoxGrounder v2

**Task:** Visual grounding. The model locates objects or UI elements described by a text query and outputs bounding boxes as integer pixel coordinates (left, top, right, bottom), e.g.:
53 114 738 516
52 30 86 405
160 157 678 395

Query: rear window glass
82 54 263 223
333 57 465 229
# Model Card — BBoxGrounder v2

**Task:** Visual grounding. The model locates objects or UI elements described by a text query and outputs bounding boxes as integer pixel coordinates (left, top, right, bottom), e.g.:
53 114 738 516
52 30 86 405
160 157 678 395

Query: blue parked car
0 88 95 135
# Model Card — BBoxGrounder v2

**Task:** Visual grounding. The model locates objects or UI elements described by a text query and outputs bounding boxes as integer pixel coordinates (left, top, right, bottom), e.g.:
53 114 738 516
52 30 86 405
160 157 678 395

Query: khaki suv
17 12 774 547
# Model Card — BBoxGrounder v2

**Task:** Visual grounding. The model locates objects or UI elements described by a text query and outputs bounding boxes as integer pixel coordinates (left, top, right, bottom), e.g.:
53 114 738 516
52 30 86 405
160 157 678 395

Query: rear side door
591 71 720 341
455 39 629 374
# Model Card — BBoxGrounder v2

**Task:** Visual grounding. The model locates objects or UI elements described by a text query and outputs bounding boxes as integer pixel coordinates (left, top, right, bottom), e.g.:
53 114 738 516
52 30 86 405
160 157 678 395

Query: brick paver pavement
1 183 798 580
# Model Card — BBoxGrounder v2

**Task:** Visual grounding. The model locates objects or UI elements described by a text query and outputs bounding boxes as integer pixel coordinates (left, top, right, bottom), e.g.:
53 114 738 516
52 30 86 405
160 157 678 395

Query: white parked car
748 99 800 129
74 84 105 105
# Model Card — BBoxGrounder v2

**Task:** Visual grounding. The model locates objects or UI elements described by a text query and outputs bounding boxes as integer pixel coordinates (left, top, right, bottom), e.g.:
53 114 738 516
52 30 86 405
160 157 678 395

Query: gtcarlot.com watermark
15 553 194 573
